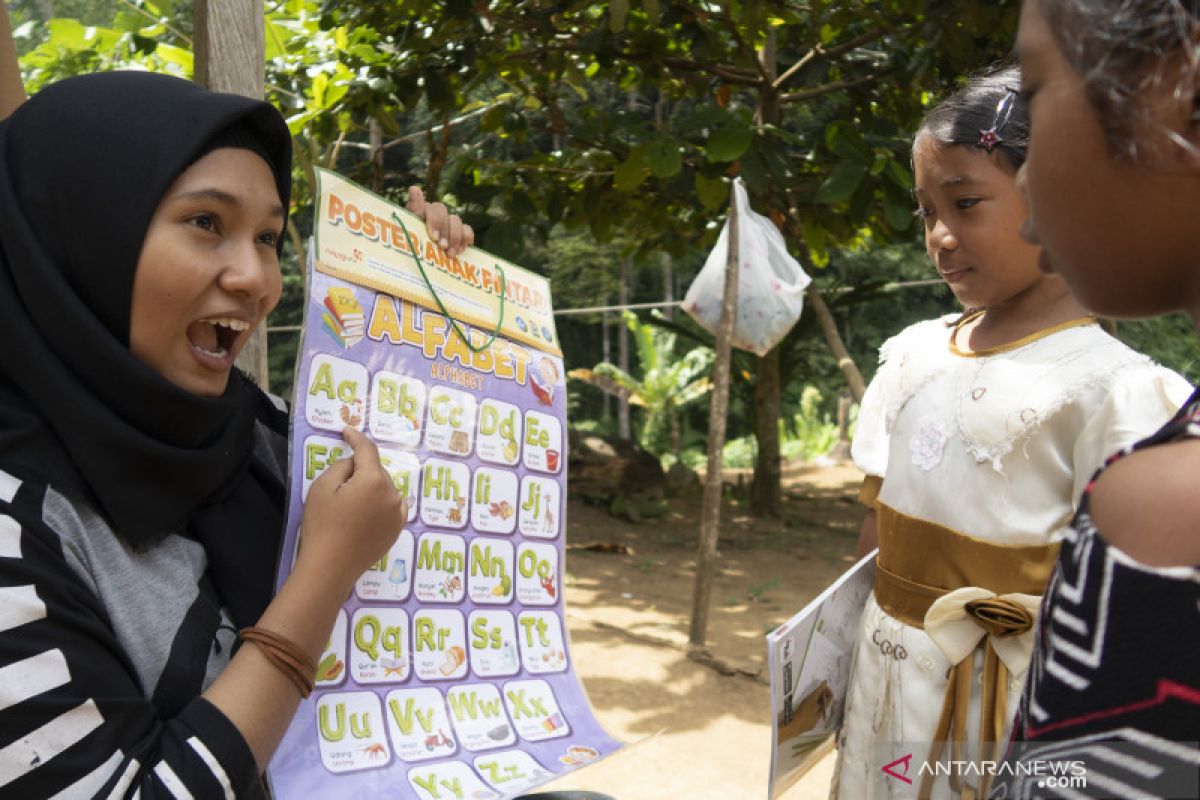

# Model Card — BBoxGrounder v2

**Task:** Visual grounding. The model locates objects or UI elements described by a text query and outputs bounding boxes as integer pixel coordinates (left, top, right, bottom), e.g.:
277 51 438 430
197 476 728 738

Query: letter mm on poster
268 169 622 799
766 551 876 799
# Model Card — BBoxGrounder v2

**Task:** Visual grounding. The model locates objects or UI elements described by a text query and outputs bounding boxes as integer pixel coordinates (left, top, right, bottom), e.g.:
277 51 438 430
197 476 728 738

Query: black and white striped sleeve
0 471 261 798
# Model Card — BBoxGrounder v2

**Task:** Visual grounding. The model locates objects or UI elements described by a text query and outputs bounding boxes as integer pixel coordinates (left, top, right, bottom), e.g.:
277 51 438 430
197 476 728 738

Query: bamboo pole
193 0 269 387
689 182 740 648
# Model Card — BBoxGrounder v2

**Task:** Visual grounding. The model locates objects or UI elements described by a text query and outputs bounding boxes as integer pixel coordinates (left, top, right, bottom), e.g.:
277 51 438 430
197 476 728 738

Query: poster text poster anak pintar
268 169 622 799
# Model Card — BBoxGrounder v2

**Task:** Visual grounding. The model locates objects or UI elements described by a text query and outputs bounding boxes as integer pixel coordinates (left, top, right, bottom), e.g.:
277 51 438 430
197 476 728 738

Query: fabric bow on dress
918 588 1041 800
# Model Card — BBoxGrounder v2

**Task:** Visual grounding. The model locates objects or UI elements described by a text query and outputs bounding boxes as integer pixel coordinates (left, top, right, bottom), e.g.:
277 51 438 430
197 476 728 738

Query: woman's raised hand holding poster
268 169 621 798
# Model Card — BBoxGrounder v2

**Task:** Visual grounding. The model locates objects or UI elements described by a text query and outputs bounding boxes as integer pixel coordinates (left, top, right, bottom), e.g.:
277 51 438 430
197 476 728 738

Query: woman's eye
258 230 280 248
955 198 981 210
189 214 217 232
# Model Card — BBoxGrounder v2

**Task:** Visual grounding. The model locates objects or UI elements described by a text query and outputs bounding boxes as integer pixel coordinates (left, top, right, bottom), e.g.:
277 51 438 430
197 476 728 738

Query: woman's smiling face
129 147 284 397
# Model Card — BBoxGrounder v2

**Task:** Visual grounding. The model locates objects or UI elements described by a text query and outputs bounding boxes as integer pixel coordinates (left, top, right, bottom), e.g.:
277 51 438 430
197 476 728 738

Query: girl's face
130 148 285 397
1016 0 1200 320
913 138 1047 310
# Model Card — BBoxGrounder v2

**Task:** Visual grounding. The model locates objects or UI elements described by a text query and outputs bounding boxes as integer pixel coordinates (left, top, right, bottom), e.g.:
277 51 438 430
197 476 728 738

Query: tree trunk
752 345 783 516
690 183 740 649
806 284 867 402
661 251 674 321
617 259 632 440
751 28 784 517
194 0 268 388
369 117 384 192
601 308 612 424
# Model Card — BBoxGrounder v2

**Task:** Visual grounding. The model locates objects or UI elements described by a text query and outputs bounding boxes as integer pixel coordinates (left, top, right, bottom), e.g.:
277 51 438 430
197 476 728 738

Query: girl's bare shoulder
1088 439 1200 567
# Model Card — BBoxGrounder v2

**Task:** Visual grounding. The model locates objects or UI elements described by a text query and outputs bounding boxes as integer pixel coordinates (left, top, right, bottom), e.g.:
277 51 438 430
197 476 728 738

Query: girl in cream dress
830 68 1190 799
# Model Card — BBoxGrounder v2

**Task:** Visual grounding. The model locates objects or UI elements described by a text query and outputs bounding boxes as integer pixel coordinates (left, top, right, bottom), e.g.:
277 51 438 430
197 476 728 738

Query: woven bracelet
239 627 317 698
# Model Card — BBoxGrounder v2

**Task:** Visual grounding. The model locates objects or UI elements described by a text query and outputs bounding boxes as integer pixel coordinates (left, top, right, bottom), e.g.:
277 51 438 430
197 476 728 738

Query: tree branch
780 74 880 104
660 57 762 86
773 26 890 91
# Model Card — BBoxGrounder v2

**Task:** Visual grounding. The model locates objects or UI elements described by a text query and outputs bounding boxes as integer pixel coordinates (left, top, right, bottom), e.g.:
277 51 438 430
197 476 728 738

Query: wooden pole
193 0 270 388
689 182 740 648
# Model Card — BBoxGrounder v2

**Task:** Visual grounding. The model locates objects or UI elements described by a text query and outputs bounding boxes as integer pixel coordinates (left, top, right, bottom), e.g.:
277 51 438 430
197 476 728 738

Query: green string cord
391 212 506 353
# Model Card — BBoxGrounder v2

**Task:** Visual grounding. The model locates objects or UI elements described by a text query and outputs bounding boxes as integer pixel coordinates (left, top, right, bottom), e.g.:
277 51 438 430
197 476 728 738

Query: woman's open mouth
186 317 250 365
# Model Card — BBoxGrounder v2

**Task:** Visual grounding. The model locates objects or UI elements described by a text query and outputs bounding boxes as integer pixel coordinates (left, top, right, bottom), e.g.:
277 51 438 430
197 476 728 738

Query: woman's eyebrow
170 187 285 218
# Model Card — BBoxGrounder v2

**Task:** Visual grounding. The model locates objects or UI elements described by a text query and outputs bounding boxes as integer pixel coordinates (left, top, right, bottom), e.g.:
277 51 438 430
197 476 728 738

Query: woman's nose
220 240 274 300
926 218 958 252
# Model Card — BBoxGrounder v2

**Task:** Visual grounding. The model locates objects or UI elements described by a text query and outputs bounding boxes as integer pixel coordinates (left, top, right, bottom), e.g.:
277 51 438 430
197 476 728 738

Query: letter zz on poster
269 170 621 798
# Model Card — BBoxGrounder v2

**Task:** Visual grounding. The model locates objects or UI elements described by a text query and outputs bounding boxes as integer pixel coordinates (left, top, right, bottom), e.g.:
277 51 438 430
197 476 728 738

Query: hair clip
979 88 1018 153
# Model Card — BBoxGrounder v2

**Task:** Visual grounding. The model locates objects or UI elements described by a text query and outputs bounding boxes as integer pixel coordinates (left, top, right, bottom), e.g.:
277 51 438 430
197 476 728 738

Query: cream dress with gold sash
830 314 1190 799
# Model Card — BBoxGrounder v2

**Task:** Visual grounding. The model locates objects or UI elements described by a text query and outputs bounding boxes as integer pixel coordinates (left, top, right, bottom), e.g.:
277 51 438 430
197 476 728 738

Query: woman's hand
407 186 474 257
294 426 406 592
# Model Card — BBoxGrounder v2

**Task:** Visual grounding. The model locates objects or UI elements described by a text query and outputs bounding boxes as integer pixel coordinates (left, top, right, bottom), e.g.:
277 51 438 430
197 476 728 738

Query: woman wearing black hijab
0 70 469 797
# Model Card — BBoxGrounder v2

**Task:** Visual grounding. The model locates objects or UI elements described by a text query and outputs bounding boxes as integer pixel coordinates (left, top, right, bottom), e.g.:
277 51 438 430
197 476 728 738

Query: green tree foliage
570 311 712 456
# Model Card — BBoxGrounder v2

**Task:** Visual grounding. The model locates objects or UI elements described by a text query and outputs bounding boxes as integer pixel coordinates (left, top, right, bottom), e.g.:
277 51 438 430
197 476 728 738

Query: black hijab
0 72 293 628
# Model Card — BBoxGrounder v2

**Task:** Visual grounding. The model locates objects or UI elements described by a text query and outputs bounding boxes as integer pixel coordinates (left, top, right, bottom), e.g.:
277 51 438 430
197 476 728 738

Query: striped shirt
0 422 285 798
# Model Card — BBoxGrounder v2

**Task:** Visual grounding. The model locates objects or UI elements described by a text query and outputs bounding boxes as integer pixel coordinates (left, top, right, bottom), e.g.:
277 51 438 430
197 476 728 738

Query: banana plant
570 311 712 457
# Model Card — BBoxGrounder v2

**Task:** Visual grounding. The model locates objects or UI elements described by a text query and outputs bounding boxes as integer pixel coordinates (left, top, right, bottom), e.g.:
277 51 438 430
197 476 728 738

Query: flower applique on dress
909 414 951 471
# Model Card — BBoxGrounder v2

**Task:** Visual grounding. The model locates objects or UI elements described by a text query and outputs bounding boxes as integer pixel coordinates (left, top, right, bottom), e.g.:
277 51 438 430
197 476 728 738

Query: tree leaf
610 0 630 33
614 148 650 192
705 123 752 163
695 173 729 210
815 162 868 204
645 136 682 178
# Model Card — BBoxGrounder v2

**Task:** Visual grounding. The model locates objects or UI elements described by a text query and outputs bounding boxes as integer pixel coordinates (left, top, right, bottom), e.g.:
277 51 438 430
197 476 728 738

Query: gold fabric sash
871 501 1059 800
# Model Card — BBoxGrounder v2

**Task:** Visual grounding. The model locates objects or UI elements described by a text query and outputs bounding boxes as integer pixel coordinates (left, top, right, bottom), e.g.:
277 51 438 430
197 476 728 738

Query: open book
766 550 877 798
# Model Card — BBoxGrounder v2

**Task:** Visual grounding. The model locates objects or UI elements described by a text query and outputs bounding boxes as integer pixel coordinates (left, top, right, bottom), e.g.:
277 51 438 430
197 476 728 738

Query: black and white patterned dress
994 389 1200 799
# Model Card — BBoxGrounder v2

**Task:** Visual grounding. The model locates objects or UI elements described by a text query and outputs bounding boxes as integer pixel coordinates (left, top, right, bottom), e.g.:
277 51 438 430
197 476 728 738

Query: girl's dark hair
914 65 1029 172
1036 0 1200 162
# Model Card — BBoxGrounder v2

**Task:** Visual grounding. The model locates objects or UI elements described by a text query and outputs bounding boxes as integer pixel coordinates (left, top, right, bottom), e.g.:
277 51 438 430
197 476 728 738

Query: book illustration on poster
766 550 877 799
267 169 622 799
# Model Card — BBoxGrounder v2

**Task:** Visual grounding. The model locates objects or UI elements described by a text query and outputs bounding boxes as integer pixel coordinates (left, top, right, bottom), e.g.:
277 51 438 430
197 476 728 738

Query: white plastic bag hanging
683 179 811 356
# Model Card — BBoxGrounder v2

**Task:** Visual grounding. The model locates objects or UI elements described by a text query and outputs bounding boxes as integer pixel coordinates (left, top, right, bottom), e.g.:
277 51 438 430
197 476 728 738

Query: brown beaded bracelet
239 627 317 699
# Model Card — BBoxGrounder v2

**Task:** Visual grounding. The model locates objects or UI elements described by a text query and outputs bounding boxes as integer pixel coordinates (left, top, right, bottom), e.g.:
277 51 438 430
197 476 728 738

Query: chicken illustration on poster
269 169 621 798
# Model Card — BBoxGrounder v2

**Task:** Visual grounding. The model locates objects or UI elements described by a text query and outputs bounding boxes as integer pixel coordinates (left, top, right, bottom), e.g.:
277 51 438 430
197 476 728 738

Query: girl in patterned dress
994 2 1200 797
831 66 1192 799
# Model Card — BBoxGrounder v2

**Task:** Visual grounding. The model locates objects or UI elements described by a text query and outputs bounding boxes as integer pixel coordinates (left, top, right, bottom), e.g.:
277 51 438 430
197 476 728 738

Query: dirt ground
536 460 866 799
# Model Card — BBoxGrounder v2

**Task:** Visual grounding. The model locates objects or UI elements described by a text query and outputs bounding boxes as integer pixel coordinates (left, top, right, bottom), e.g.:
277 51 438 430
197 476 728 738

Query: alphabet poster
268 169 622 798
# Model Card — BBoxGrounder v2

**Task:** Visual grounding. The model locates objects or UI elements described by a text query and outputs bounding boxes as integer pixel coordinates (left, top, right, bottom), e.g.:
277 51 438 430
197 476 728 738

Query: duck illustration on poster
350 607 410 685
383 686 458 763
370 370 426 446
316 691 390 773
306 353 368 432
446 683 516 752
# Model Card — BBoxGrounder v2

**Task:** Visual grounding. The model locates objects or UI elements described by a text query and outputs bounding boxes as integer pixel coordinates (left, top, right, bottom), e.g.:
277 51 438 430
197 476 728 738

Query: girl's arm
1088 439 1200 567
0 2 26 120
203 426 406 769
855 510 878 558
0 428 404 797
